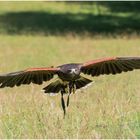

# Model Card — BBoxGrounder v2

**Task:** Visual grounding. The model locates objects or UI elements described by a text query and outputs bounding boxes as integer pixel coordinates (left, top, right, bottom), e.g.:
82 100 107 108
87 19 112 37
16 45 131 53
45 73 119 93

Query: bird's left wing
0 67 60 88
80 57 140 77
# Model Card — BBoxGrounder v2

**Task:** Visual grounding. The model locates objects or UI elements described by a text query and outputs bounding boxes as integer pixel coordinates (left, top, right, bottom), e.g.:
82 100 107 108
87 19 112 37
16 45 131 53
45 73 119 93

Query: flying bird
0 57 140 116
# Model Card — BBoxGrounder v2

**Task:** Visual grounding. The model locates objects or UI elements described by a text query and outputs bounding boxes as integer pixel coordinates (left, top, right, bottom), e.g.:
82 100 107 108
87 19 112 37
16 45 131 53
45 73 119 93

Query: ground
0 2 140 139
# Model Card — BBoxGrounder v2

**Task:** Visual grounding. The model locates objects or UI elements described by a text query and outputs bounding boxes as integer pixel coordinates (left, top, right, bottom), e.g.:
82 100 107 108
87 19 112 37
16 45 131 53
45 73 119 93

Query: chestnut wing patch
81 57 140 76
0 67 60 88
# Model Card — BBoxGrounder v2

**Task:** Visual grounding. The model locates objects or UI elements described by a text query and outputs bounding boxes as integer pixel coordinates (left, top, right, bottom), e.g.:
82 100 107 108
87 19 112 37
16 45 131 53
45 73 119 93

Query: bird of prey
0 57 140 116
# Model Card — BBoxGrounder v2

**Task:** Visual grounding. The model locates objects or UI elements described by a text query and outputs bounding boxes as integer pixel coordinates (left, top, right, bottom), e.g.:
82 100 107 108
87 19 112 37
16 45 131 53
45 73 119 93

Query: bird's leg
72 82 76 94
65 83 69 94
66 93 70 107
61 89 66 117
67 83 72 107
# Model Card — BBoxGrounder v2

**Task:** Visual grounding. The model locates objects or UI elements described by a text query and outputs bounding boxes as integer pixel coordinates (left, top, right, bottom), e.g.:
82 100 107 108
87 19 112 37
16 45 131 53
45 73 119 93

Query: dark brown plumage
0 57 140 116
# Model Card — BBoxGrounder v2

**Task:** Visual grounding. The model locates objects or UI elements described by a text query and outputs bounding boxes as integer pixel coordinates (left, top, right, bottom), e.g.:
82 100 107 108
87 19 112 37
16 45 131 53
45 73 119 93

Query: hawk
0 57 140 116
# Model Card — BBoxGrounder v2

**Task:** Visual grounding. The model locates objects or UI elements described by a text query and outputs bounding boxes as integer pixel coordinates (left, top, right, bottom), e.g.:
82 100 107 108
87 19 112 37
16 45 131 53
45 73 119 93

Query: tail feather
43 76 92 95
75 76 92 89
43 80 63 94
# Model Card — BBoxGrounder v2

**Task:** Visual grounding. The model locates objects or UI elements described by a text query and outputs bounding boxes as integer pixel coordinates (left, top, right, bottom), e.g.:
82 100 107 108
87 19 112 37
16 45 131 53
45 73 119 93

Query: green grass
0 2 140 139
0 35 140 139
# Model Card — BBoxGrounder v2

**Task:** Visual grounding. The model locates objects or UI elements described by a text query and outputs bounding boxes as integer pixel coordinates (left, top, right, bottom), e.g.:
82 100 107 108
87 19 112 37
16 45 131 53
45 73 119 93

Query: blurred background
0 2 140 139
0 2 140 36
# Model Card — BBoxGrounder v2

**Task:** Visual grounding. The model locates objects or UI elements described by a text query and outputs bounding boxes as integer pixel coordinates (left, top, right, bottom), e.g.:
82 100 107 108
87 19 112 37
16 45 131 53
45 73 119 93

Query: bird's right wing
0 67 60 88
80 57 140 76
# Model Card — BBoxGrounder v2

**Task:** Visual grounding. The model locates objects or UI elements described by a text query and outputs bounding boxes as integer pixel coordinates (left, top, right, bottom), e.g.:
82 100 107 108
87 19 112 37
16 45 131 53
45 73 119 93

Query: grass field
0 2 140 139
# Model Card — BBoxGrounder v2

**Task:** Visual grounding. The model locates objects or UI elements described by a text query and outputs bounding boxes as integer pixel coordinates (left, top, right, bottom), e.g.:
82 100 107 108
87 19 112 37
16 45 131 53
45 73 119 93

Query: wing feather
0 67 60 88
81 57 140 77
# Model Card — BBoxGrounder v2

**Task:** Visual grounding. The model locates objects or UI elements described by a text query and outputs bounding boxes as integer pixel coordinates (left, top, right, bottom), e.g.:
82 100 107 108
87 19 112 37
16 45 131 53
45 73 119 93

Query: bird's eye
67 70 71 73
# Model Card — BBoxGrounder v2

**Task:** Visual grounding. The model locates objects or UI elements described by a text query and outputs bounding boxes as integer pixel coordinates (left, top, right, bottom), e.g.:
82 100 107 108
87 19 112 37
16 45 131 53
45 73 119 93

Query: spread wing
0 67 60 88
81 57 140 76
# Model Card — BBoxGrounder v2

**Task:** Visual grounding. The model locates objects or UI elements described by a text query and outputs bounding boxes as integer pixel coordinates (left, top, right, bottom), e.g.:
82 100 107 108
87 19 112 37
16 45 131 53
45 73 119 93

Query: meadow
0 2 140 139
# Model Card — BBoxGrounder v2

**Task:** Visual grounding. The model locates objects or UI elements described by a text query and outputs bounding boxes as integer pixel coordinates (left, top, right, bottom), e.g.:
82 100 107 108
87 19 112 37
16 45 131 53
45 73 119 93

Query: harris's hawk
0 57 140 116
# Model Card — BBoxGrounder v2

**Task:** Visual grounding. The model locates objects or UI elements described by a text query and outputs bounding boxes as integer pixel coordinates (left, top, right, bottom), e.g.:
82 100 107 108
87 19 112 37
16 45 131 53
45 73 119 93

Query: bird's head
58 63 81 76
